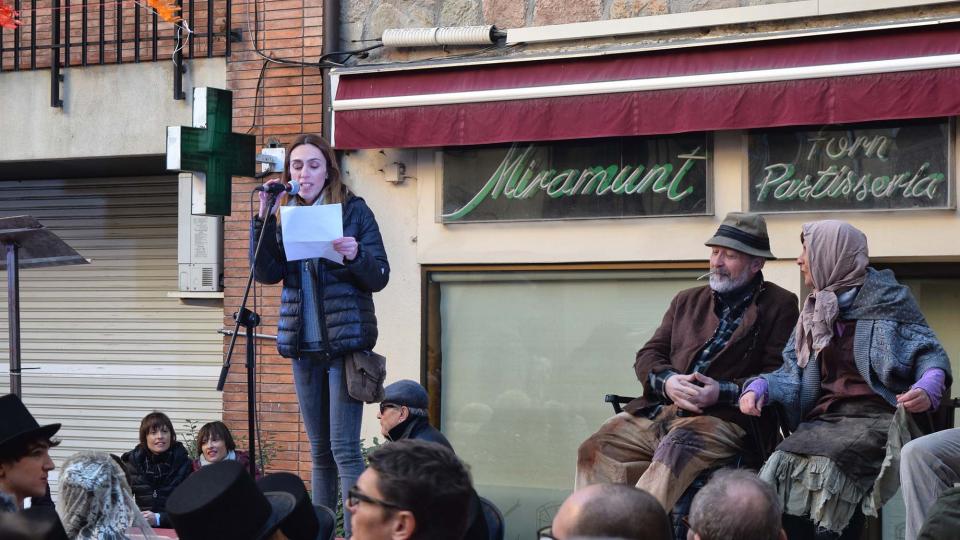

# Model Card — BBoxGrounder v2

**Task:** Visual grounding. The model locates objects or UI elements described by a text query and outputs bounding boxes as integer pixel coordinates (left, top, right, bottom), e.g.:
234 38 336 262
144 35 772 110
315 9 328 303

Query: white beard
709 270 754 293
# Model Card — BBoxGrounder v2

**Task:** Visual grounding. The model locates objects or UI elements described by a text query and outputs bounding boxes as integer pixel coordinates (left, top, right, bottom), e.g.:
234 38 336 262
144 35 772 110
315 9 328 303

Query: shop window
425 266 703 538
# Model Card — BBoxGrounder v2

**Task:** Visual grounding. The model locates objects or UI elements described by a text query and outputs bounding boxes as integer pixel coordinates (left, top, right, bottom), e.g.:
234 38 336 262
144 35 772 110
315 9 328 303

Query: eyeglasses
681 515 697 535
347 486 406 511
536 525 558 539
379 402 401 414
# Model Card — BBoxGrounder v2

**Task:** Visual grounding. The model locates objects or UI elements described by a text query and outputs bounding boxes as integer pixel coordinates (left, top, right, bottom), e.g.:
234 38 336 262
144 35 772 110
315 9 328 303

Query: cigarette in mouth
697 271 717 280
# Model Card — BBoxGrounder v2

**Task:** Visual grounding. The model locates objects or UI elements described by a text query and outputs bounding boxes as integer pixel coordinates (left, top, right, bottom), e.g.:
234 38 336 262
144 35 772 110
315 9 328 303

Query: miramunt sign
441 134 711 223
748 119 953 213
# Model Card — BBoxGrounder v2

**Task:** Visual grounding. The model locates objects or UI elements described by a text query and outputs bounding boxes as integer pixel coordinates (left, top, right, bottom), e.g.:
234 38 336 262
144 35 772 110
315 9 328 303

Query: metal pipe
321 0 339 141
50 0 62 107
81 0 87 65
6 244 21 397
13 0 21 70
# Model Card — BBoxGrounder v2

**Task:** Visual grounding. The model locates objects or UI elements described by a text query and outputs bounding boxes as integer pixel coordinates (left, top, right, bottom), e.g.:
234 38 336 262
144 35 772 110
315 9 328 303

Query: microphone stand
217 188 281 478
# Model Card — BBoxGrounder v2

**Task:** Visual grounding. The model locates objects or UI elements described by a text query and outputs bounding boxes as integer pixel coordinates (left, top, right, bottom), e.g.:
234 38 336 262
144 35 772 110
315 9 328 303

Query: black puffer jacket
120 442 192 528
251 194 390 359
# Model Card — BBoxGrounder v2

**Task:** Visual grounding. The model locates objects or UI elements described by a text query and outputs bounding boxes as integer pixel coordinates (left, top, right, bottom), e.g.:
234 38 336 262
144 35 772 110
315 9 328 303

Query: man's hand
142 511 157 526
897 387 932 413
692 372 720 408
739 390 764 416
664 372 721 413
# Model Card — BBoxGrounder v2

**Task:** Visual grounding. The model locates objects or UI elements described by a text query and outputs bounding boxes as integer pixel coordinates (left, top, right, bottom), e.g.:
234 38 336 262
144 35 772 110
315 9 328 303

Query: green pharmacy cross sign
166 87 256 216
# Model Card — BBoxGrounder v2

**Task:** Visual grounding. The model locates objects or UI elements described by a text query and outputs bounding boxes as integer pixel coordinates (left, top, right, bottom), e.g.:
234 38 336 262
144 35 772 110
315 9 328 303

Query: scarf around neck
795 220 869 367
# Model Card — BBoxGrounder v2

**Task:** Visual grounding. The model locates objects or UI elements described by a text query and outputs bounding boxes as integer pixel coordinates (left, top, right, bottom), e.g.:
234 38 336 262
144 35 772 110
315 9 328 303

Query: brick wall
223 0 324 484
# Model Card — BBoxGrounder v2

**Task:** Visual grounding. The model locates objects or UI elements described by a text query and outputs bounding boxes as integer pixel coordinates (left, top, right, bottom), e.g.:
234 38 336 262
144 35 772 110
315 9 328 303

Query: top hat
0 506 69 540
257 472 329 540
0 394 61 456
704 212 776 259
382 380 429 411
167 460 295 540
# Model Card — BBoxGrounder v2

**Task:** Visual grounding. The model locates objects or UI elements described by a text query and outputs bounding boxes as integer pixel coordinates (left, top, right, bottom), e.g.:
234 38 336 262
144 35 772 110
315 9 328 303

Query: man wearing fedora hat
0 394 61 510
576 213 799 512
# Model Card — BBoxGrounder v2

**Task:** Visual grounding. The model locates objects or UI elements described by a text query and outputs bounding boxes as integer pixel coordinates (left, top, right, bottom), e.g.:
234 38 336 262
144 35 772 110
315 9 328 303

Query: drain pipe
322 0 340 142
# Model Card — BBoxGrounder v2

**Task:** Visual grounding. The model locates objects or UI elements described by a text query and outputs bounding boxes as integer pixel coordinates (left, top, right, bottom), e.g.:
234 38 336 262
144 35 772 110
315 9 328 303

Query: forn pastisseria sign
441 135 711 223
748 119 953 213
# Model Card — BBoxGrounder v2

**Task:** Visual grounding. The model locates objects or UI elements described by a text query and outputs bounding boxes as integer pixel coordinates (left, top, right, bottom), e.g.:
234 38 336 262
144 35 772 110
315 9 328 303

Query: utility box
177 173 224 291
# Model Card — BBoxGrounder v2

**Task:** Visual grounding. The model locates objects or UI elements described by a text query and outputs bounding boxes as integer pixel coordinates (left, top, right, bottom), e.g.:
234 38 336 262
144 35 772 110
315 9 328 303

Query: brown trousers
576 405 746 511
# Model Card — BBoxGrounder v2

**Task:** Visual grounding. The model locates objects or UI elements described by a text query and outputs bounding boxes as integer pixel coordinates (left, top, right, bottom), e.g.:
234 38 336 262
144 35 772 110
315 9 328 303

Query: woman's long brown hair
274 134 349 216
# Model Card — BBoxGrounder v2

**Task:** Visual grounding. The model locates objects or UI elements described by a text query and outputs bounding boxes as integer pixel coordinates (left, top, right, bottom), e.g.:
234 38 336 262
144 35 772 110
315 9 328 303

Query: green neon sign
166 88 256 217
441 135 711 223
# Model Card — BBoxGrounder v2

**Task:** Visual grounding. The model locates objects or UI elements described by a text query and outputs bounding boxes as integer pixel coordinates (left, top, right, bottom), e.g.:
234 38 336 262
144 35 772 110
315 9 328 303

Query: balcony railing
0 0 232 106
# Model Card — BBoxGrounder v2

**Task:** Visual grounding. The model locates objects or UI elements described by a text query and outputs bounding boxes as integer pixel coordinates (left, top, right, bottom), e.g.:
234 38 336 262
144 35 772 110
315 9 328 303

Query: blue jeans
292 355 364 537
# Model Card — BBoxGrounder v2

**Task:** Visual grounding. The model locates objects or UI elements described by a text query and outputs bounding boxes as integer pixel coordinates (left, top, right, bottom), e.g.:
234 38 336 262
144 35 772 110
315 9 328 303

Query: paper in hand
280 204 344 263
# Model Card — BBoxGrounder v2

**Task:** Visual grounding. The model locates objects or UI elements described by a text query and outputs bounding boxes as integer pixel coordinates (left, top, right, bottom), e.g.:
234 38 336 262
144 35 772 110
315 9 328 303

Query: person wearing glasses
684 469 785 540
377 380 449 447
375 380 489 540
348 439 473 540
538 483 670 540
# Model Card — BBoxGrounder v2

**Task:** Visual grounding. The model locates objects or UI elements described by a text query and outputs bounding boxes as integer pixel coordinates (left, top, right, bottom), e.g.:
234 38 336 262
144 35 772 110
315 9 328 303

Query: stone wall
342 0 797 52
341 0 960 62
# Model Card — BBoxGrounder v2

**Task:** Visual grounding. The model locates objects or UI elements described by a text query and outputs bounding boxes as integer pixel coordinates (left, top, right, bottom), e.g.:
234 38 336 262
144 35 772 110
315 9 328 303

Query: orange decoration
0 3 21 29
145 0 182 23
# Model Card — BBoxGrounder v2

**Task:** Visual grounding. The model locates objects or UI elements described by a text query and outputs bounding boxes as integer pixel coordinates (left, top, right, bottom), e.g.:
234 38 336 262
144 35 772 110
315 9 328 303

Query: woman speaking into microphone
250 134 389 536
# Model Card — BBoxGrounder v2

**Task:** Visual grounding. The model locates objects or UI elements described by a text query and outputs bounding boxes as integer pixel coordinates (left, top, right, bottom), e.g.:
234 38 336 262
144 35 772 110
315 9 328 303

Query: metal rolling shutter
0 176 224 495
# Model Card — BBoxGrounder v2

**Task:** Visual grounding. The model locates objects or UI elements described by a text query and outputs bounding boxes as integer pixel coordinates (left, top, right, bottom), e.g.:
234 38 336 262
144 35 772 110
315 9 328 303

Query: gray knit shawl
761 267 952 430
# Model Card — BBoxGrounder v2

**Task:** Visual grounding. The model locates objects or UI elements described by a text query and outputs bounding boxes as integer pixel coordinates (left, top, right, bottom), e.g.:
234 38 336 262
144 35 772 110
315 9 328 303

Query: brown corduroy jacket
625 279 799 452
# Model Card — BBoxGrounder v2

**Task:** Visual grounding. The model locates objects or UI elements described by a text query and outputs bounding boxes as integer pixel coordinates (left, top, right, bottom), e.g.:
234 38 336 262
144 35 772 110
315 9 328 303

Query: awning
331 23 960 149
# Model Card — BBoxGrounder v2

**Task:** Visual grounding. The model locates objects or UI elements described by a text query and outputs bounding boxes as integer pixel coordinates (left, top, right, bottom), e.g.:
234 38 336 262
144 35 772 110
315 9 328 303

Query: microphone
255 180 300 195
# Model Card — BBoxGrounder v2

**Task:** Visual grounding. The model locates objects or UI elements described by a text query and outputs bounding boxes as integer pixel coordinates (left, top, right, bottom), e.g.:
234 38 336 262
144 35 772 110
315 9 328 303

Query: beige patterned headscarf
794 220 869 367
57 452 155 540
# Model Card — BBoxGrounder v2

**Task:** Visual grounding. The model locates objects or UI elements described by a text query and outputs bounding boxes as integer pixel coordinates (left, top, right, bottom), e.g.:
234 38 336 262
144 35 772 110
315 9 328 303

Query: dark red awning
331 24 960 149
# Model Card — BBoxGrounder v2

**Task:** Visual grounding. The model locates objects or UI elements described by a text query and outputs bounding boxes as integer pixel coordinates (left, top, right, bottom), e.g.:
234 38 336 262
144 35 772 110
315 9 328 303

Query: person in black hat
257 472 336 540
0 394 61 510
166 460 296 540
377 380 449 448
576 212 799 513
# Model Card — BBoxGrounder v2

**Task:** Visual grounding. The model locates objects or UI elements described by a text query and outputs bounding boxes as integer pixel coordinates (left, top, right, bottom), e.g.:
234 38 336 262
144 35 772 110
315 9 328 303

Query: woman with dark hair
251 134 390 537
120 412 192 528
740 220 951 539
191 421 258 478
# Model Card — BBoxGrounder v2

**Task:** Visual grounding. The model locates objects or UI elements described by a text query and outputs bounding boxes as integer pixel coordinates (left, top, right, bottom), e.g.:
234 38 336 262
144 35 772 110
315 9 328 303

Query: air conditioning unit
177 173 224 292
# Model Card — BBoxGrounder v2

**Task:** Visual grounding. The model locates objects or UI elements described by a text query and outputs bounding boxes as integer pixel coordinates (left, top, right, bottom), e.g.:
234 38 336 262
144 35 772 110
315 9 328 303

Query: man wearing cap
576 213 799 512
378 380 450 448
377 380 489 540
0 394 61 510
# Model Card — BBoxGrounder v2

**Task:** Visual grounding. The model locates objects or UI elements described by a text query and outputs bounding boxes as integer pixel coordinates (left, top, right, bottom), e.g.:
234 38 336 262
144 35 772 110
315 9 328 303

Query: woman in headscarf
739 220 951 539
58 452 154 539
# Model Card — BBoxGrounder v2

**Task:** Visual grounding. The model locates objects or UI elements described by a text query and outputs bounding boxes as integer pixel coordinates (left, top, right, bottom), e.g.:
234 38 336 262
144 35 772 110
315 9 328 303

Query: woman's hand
332 236 359 261
897 387 932 413
739 390 765 416
257 179 283 219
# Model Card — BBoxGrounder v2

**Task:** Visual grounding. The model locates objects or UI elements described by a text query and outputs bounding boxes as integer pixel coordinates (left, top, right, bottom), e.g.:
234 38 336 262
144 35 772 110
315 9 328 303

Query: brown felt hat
704 212 776 259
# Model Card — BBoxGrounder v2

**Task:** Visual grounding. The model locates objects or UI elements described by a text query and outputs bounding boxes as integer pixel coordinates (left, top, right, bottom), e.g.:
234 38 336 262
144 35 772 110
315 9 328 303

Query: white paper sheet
279 204 344 263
